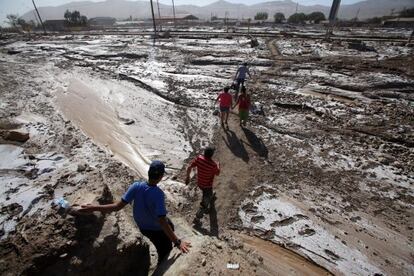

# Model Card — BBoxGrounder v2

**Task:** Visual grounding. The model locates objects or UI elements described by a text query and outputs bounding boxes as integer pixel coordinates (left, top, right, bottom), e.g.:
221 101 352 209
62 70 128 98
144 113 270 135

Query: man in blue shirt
79 161 190 265
234 62 251 90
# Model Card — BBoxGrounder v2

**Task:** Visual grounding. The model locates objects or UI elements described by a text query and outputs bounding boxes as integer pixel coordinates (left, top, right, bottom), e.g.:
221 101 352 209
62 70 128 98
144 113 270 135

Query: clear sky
0 0 364 26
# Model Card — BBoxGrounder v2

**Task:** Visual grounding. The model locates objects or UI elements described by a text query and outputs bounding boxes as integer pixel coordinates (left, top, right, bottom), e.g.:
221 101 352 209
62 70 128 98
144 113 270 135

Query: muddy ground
0 26 413 275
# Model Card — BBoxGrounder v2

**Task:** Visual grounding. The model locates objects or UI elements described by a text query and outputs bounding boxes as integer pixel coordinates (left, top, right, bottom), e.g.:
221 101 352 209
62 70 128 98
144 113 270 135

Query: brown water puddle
56 78 150 177
239 234 332 276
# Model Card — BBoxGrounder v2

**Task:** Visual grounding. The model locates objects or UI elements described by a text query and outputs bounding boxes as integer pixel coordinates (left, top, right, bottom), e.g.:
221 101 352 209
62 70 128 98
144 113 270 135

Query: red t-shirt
190 155 220 188
238 95 250 110
218 92 232 108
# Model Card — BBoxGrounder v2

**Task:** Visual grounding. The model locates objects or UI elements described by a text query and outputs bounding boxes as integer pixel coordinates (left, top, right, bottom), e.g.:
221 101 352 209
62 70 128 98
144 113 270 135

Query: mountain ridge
21 0 414 21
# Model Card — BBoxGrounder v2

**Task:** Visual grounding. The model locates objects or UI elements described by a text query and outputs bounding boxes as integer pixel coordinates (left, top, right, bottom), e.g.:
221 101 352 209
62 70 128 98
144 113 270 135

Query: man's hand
78 204 96 213
178 240 191 253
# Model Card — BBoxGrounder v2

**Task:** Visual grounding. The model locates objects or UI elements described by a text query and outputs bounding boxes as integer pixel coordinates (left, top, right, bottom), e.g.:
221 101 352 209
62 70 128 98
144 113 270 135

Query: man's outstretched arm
79 200 127 214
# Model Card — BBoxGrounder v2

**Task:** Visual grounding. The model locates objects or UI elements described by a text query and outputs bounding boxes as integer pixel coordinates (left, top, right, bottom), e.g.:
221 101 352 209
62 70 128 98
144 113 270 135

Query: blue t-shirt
122 181 167 231
236 66 250 80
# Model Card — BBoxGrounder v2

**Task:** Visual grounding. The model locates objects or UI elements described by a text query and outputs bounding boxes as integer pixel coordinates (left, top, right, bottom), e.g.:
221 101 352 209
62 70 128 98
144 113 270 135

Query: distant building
155 14 199 23
383 18 414 28
89 17 116 26
44 20 66 31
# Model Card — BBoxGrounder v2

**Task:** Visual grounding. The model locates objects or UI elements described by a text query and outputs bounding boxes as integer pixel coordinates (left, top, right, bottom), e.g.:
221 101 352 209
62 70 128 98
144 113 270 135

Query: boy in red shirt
185 146 220 220
214 86 233 127
233 86 251 127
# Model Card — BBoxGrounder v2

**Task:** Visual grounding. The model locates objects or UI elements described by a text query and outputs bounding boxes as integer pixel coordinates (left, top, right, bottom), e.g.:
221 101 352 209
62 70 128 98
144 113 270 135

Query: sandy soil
1 27 413 275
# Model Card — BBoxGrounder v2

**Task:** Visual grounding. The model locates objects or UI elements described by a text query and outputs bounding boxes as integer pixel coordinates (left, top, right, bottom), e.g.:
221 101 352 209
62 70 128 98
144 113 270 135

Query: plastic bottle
54 197 70 209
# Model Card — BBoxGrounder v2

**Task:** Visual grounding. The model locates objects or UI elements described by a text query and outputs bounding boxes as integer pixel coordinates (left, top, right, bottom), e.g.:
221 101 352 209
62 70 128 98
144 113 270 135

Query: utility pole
172 0 177 29
325 0 341 40
150 0 157 40
225 11 228 33
248 18 251 34
354 8 360 21
408 30 414 45
295 2 299 13
32 0 46 34
156 0 162 31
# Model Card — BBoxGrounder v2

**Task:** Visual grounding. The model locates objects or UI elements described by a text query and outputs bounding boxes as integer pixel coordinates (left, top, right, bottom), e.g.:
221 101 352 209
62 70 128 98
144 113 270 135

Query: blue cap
148 160 165 178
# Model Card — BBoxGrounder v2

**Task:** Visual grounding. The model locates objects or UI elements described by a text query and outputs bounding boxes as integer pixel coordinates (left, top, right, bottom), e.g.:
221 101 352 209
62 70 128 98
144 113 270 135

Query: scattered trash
53 197 70 209
348 41 376 52
250 37 259 48
226 263 239 270
251 102 265 115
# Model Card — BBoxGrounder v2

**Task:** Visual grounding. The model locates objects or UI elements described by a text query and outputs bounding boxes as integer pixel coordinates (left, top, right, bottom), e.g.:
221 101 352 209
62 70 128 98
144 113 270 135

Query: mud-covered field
0 27 413 275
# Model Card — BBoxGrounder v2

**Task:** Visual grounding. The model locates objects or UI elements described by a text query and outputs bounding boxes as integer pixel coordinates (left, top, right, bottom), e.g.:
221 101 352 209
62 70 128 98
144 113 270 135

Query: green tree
274 12 285 23
71 10 81 24
16 18 35 31
80 15 87 25
6 14 19 28
366 17 382 24
254 12 268 21
288 13 307 24
64 9 72 22
64 10 88 26
307 11 326 23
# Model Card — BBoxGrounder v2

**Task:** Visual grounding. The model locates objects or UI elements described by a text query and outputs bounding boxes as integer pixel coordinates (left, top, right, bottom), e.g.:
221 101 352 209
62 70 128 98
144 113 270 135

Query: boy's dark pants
140 219 174 265
197 187 213 217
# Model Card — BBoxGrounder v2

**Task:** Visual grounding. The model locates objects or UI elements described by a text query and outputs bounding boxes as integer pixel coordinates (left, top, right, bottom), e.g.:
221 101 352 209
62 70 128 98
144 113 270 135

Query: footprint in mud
324 249 341 261
294 214 309 220
298 227 316 237
241 202 258 215
270 216 296 227
270 213 310 228
251 215 265 223
1 203 23 218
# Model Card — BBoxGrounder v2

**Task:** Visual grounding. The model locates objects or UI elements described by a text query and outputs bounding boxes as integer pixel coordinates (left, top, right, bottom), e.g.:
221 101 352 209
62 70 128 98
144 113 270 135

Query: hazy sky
0 0 364 25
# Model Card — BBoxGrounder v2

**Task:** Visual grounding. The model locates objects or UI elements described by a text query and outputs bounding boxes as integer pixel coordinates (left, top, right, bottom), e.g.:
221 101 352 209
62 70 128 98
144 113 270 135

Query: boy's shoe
196 209 204 219
193 217 201 226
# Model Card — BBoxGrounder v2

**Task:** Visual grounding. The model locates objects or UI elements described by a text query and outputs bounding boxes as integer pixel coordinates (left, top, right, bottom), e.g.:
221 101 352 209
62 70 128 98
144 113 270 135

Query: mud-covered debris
4 130 29 142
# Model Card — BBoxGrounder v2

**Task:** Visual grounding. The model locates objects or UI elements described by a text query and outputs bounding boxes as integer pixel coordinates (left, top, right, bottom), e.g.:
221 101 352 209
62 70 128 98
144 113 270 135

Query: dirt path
214 114 256 228
178 110 332 275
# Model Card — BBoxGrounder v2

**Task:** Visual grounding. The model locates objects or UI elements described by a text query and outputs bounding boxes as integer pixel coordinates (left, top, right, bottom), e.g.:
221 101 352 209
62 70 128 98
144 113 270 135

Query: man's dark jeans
200 187 213 212
140 220 174 265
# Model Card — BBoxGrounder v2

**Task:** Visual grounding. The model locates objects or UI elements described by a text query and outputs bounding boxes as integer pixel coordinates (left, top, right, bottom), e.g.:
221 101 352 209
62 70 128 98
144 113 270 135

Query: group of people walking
78 63 252 268
215 62 252 127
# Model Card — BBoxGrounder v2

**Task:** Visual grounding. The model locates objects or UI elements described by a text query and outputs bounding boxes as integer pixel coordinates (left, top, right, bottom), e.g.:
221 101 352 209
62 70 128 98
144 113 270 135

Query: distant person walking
234 62 251 96
215 86 233 127
185 146 220 222
79 161 190 265
233 86 251 127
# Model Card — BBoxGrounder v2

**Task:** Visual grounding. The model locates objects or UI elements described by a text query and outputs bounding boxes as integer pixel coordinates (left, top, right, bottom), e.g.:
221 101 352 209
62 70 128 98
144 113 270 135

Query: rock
4 130 29 142
77 163 87 172
123 119 135 125
97 185 114 204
